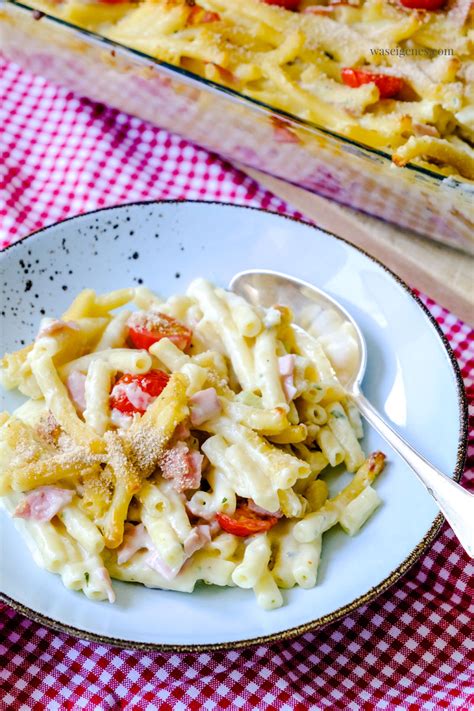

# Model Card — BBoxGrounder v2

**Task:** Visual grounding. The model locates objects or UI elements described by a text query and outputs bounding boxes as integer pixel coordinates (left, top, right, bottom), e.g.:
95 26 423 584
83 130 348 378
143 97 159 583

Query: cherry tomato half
216 505 279 537
341 68 404 99
110 370 169 415
187 5 221 24
262 0 300 9
399 0 446 9
128 312 192 351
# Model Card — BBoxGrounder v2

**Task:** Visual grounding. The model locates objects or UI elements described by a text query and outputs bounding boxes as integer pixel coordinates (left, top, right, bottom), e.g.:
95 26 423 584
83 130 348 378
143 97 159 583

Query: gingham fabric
1 59 473 711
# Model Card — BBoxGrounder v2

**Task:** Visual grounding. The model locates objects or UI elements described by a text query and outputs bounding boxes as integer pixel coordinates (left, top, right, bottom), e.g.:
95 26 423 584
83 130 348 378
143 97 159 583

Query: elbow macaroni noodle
0 278 385 609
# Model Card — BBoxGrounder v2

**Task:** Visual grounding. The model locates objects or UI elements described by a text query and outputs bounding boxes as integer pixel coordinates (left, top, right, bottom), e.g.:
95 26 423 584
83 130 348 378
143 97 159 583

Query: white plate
0 202 467 650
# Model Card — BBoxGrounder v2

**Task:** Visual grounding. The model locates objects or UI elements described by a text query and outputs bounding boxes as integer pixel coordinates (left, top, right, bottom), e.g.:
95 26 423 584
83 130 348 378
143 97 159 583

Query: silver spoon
229 269 474 558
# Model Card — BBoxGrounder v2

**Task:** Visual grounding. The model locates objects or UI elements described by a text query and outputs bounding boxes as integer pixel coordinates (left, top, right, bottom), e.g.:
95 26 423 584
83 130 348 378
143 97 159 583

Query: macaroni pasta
0 279 385 609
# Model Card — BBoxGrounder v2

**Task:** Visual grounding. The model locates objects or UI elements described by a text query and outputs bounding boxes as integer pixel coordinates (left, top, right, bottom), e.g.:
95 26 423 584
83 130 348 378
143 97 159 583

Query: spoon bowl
229 269 367 392
230 268 474 558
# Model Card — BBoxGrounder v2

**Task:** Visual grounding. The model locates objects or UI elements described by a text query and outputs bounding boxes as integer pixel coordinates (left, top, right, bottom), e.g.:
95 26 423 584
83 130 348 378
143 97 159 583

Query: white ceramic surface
0 202 466 650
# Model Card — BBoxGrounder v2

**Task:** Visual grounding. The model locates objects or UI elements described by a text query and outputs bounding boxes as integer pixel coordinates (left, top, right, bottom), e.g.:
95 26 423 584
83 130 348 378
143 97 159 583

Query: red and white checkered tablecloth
1 59 473 711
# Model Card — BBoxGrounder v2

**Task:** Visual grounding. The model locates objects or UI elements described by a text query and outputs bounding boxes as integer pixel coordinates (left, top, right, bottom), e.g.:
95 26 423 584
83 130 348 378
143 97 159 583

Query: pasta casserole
0 279 385 609
23 0 474 180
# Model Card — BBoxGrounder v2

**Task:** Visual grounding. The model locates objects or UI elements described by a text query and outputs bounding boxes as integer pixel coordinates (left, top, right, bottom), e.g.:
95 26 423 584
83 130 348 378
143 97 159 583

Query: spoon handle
353 391 474 558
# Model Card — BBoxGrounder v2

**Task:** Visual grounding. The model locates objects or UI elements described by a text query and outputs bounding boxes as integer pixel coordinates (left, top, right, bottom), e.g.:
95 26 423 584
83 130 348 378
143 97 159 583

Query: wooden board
241 167 474 326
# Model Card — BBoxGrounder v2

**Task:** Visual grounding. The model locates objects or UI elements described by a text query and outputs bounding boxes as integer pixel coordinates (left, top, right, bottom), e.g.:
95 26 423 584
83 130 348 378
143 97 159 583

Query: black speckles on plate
1 203 196 350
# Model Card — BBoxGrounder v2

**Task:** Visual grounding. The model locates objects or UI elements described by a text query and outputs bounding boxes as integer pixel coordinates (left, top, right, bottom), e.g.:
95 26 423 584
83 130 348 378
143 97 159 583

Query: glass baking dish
1 0 473 254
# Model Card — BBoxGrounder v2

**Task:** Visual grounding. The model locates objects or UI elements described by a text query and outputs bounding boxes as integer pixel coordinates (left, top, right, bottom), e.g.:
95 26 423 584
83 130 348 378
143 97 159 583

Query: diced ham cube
117 518 213 582
174 421 191 441
96 566 116 603
160 441 204 492
189 387 221 426
146 524 212 580
141 516 214 579
146 551 180 581
282 379 298 402
278 354 296 377
187 450 205 484
117 522 153 565
67 371 87 412
14 486 74 521
278 354 297 402
118 523 181 580
183 525 211 557
118 523 181 581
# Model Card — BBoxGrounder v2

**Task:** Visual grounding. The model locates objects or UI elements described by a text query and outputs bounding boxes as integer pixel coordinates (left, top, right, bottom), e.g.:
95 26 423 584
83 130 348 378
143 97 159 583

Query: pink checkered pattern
1 59 473 711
